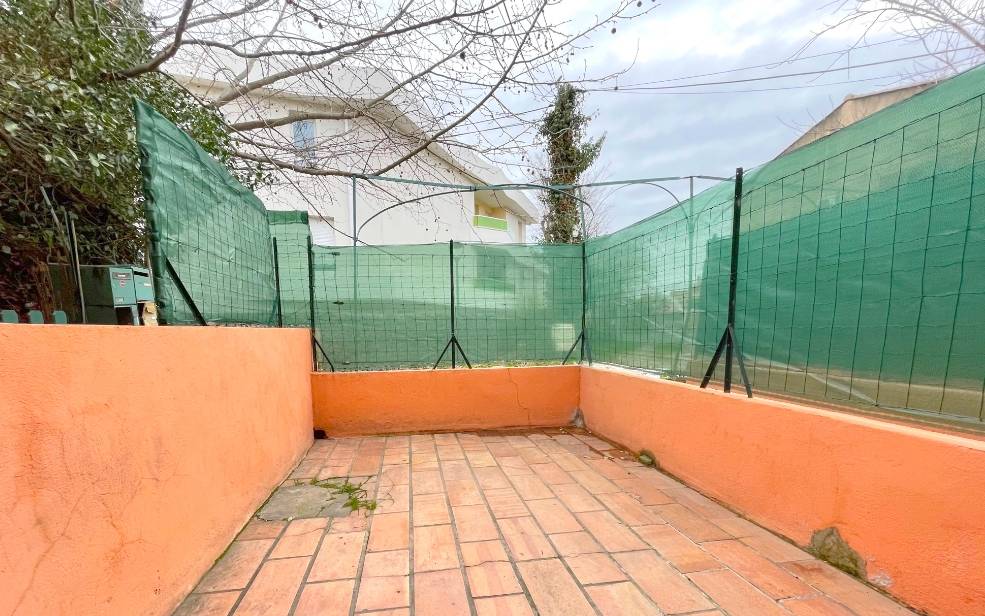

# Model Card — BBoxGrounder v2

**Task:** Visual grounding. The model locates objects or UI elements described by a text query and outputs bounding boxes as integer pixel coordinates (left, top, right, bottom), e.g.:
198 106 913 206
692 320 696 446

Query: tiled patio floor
173 429 915 616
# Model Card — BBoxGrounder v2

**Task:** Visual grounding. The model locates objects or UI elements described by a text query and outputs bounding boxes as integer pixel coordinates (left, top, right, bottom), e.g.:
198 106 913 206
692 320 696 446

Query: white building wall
184 81 530 246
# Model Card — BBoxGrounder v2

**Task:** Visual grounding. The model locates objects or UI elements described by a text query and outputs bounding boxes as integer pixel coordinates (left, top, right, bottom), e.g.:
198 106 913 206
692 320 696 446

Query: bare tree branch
103 0 195 80
373 2 547 175
107 0 654 196
151 0 274 43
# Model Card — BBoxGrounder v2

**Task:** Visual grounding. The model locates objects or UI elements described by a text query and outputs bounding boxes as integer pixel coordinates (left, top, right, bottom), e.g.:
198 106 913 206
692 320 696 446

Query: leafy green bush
0 0 261 315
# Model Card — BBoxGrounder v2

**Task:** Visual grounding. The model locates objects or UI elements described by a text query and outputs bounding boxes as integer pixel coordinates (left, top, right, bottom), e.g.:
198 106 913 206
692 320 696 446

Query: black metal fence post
723 168 741 392
450 239 457 369
700 167 752 397
351 177 358 371
165 258 207 325
272 237 283 327
433 239 471 369
580 240 588 363
562 190 592 366
307 235 317 368
564 240 589 365
304 238 336 372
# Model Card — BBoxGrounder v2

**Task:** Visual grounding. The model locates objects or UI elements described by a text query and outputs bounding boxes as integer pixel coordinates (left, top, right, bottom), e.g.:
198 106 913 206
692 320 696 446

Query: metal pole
449 240 456 369
351 176 358 248
576 187 590 363
723 167 744 392
65 211 86 324
683 176 695 374
307 235 317 368
580 241 587 362
354 172 729 192
165 258 207 325
351 176 358 370
272 238 283 327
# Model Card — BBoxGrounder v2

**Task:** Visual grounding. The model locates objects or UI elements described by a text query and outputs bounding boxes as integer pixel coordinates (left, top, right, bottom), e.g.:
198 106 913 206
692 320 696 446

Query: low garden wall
0 325 313 616
4 324 982 616
580 364 985 616
311 365 581 435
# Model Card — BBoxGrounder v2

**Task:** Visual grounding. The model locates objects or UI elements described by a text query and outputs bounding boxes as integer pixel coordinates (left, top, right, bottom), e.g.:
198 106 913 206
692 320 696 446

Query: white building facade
180 77 537 247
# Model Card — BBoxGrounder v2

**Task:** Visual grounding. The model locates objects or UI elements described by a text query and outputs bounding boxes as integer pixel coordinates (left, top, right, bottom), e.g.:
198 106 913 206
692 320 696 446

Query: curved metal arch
357 189 471 238
355 182 595 242
586 180 702 378
603 181 682 206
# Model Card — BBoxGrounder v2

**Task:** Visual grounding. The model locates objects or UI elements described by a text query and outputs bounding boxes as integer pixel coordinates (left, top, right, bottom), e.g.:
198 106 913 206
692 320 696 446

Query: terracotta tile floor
173 429 916 616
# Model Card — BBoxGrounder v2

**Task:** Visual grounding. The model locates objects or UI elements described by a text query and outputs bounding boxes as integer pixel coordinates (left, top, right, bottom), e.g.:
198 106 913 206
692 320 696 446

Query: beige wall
181 79 531 244
0 325 313 616
782 83 933 155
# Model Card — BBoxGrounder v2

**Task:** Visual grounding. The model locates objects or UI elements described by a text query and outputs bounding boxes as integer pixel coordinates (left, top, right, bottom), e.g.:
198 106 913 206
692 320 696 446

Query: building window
309 215 336 246
473 200 509 232
292 119 316 165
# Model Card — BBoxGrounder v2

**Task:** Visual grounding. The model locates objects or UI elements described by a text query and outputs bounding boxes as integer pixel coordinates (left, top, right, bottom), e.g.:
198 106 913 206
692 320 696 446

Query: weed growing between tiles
311 477 378 513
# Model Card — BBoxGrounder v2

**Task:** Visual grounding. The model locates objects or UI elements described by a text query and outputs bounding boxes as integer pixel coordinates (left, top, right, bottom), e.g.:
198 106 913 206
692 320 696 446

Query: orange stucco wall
311 366 580 435
5 323 983 616
580 365 985 616
0 325 313 616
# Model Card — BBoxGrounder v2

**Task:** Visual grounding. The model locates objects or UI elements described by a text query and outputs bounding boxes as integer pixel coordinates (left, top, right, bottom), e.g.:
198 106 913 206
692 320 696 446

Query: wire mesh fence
134 64 985 424
268 211 312 328
310 242 584 371
581 64 985 421
135 100 278 326
585 180 734 379
732 82 985 420
312 244 450 371
455 243 583 366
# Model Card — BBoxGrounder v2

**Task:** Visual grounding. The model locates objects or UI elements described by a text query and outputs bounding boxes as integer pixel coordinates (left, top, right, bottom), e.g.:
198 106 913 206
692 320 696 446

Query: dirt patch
808 527 867 579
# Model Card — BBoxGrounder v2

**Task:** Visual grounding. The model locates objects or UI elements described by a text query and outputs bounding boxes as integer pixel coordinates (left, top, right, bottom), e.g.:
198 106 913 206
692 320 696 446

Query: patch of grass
309 477 378 512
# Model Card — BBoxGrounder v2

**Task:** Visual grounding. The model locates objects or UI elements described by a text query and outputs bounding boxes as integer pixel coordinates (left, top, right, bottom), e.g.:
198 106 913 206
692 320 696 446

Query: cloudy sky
539 0 983 230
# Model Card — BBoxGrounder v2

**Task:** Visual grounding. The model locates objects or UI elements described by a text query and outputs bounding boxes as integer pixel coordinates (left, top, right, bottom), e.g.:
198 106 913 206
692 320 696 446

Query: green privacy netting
310 242 583 370
585 64 985 420
312 244 450 371
730 68 985 419
456 243 583 366
135 64 985 421
585 179 735 379
135 100 277 325
268 210 312 327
